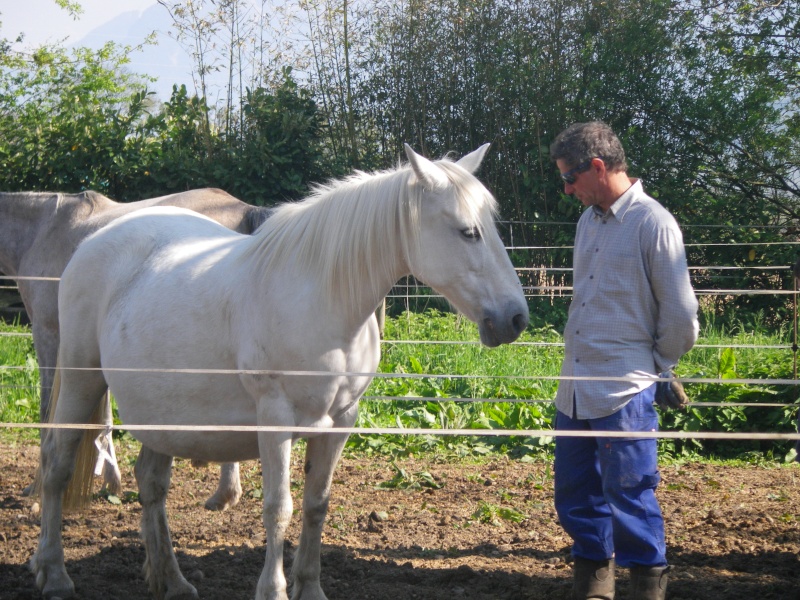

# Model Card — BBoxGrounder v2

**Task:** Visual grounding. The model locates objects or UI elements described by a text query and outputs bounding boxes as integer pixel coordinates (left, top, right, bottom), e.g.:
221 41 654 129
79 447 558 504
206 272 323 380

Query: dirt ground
1 436 798 600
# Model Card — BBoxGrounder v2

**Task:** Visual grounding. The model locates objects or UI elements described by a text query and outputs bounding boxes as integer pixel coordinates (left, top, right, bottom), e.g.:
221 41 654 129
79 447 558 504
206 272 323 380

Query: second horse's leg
204 462 242 511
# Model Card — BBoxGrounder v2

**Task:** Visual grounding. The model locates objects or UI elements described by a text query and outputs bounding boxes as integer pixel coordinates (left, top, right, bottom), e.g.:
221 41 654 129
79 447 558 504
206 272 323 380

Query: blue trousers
554 386 667 568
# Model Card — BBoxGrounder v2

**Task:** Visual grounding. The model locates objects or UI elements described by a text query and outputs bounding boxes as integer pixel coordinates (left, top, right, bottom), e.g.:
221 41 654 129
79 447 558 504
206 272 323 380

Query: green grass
1 309 798 463
662 311 798 460
0 321 39 440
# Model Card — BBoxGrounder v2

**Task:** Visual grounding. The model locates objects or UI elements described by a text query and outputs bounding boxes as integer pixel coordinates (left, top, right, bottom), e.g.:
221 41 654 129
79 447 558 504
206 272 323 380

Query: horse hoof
203 489 242 511
102 464 123 496
33 565 76 600
42 589 76 600
165 582 199 600
22 482 35 497
166 592 199 600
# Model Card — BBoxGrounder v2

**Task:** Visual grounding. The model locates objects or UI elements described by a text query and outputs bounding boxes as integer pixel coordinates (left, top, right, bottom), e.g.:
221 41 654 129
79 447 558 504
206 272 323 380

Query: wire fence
1 237 799 444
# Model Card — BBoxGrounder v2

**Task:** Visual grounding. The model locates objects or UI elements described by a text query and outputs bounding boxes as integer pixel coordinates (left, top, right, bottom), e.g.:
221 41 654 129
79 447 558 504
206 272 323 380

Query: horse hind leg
30 426 84 599
204 462 242 511
31 370 108 599
135 446 198 600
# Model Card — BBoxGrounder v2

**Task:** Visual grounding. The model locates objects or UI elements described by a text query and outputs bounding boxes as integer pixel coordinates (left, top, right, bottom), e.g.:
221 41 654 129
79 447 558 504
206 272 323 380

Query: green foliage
348 310 560 459
0 43 328 205
0 323 39 438
218 72 326 204
0 42 154 197
660 314 798 460
1 309 797 463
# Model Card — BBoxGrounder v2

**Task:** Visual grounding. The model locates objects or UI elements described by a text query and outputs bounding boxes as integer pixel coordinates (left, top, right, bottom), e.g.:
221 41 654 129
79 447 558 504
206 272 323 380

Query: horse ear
405 144 449 190
455 143 491 174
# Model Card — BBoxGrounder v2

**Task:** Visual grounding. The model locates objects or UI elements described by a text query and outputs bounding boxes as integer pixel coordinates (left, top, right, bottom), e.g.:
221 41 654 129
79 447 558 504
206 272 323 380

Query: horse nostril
512 313 528 334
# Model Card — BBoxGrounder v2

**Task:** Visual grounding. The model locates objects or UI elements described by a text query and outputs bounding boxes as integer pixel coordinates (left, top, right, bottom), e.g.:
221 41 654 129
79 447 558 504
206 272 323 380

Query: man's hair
550 121 628 173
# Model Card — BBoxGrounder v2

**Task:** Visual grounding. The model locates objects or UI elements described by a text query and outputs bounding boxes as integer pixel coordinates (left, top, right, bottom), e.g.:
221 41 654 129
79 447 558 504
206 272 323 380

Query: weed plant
351 310 563 458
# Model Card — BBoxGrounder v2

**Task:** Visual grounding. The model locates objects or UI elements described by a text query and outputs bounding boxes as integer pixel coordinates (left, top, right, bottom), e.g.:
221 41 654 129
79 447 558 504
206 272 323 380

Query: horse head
403 144 529 347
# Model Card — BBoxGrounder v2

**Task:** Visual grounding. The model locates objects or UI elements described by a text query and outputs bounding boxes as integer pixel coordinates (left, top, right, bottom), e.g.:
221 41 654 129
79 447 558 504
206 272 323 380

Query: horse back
61 206 241 321
90 188 268 234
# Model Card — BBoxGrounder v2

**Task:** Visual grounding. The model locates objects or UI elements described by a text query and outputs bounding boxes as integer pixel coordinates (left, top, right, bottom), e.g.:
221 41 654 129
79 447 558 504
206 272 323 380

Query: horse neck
245 171 414 326
0 193 61 274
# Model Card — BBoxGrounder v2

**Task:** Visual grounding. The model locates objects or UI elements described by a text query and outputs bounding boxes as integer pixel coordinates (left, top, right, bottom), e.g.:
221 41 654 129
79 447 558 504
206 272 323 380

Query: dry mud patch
0 438 798 599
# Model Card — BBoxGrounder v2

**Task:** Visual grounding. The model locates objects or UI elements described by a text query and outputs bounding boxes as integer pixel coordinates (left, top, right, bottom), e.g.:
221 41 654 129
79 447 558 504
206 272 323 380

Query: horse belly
133 430 261 463
105 370 260 462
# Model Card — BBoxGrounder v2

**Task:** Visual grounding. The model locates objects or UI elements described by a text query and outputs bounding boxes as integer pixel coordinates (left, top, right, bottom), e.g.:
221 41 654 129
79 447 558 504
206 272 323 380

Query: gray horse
0 188 271 510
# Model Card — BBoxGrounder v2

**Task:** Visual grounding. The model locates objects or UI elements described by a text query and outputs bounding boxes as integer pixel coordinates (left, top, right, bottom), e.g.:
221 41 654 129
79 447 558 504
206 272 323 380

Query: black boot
572 557 615 600
629 565 669 600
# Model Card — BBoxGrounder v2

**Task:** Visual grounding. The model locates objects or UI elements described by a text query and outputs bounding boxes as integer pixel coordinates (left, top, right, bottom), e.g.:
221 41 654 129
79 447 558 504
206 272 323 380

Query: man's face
556 158 601 207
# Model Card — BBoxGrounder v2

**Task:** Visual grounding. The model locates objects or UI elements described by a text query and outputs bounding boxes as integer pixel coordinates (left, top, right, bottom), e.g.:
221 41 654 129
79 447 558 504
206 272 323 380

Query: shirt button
589 275 594 279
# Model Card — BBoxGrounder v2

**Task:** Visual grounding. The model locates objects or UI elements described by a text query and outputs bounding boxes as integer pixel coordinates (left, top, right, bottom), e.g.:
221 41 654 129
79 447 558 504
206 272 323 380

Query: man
549 121 699 600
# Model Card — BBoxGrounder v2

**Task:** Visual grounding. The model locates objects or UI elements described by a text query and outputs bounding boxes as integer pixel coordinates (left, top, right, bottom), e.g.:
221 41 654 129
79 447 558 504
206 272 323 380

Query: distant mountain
74 3 198 101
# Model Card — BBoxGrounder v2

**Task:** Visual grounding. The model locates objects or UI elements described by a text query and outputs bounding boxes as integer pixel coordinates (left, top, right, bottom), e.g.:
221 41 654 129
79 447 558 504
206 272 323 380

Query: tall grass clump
662 310 798 461
0 321 40 439
349 310 563 458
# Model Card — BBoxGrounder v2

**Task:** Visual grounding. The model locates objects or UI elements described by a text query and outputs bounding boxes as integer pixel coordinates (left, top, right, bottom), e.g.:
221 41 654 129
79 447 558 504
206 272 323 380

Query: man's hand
654 371 689 410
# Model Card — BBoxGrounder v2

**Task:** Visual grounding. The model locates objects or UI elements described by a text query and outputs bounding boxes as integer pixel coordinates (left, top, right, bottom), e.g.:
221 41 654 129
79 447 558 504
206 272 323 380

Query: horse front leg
255 430 294 600
291 432 349 600
22 322 59 497
135 446 197 600
203 462 243 511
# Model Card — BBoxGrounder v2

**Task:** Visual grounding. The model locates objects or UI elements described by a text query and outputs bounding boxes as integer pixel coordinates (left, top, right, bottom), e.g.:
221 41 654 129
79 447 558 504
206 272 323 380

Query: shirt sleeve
645 211 700 372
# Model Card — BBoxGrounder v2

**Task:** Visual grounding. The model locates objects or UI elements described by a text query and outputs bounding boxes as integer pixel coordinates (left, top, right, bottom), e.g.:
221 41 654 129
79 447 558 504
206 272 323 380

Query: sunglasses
560 157 604 185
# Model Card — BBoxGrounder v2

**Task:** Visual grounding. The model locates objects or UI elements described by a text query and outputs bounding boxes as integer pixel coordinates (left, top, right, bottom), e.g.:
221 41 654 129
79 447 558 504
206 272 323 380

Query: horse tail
63 399 106 512
33 357 107 512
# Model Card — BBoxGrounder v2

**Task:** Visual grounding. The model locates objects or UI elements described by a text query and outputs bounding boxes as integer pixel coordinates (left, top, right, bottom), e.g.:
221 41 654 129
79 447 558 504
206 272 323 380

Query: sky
1 0 156 47
1 0 196 99
2 0 307 101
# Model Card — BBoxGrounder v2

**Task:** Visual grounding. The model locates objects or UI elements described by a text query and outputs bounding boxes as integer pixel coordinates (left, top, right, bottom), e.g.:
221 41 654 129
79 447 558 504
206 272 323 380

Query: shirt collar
592 178 642 222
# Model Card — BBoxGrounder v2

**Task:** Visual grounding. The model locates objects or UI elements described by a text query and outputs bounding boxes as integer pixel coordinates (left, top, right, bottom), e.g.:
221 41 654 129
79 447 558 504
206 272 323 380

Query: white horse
32 144 529 600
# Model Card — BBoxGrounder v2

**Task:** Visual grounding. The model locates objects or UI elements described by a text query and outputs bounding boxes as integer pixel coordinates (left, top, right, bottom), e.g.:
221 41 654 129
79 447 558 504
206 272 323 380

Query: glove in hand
654 370 689 410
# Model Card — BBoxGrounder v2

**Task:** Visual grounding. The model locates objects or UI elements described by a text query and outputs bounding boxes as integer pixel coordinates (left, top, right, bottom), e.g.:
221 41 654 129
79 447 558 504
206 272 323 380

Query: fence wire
1 238 799 442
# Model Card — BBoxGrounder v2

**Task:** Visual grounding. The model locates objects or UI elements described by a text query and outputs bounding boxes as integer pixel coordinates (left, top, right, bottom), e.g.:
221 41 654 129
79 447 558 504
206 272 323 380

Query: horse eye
461 227 481 240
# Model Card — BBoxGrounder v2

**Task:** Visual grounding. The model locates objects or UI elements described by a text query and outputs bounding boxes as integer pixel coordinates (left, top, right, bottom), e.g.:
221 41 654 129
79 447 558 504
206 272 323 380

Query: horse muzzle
478 305 529 347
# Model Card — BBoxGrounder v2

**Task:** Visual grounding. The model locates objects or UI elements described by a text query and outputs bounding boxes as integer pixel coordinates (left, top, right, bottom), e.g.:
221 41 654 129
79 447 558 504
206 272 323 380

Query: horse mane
245 205 275 233
71 190 114 217
242 157 497 310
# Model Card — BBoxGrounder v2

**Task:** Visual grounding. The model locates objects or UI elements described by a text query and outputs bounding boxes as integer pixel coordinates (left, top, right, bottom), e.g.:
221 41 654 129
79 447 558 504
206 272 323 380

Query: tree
0 42 156 198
